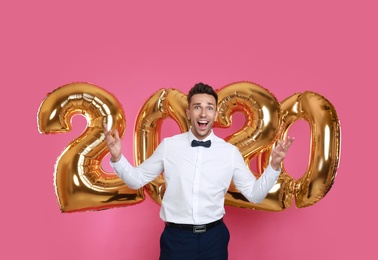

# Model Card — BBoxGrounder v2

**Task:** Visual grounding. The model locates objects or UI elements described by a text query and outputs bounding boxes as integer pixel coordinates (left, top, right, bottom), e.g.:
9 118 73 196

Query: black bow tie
191 140 211 148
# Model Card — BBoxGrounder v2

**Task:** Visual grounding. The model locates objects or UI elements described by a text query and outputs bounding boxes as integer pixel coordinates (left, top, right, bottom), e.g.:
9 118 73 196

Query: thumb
103 123 109 134
113 129 120 140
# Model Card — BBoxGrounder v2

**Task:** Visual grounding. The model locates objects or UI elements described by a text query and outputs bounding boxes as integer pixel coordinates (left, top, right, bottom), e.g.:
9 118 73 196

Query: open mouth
197 120 208 129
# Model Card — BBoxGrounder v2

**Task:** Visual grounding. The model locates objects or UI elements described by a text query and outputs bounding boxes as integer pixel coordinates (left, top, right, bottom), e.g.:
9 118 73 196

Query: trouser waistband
165 218 223 233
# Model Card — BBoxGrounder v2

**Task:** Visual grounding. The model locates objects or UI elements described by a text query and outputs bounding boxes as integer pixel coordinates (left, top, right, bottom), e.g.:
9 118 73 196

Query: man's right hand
103 123 122 162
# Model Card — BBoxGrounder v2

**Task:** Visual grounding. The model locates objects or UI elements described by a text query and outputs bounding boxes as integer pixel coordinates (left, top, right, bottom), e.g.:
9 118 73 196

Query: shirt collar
188 128 214 142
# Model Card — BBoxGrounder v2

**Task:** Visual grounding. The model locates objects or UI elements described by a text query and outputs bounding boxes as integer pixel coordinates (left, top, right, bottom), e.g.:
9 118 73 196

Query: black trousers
159 221 230 260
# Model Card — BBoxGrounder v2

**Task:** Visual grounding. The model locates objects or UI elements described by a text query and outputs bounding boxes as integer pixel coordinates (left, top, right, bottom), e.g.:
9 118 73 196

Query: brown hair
187 82 218 105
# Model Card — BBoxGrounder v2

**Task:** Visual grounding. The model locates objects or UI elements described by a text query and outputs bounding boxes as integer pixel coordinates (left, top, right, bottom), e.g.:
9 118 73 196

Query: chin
198 130 211 137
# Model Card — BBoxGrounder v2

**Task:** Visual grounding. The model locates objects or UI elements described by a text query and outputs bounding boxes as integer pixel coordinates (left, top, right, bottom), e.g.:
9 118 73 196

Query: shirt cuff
109 154 129 174
266 163 281 178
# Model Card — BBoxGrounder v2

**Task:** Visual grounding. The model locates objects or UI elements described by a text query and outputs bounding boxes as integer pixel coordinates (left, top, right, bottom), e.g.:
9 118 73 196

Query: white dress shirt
110 129 280 225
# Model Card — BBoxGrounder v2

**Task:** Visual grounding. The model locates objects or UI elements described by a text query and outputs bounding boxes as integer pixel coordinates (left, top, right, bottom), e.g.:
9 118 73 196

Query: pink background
2 1 376 259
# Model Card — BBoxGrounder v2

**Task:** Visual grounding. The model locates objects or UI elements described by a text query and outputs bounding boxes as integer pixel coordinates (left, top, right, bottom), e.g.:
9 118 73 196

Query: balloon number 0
37 82 341 213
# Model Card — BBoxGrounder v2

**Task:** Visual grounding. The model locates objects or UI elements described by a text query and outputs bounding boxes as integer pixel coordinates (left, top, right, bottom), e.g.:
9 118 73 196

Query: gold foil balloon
214 82 290 211
134 88 189 204
215 81 281 161
285 91 341 208
37 82 144 212
258 91 341 210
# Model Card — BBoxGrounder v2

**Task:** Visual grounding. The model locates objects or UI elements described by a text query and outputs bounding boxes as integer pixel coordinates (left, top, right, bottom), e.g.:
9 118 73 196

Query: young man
104 82 294 260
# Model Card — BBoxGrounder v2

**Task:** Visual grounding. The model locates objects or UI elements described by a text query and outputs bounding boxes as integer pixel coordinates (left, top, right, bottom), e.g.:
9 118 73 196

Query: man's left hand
270 136 295 171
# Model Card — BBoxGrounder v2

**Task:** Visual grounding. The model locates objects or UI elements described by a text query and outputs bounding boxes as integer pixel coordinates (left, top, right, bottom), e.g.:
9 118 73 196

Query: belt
165 218 223 233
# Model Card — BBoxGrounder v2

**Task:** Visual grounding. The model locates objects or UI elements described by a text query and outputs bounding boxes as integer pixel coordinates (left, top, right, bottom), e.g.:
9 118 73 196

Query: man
104 82 294 259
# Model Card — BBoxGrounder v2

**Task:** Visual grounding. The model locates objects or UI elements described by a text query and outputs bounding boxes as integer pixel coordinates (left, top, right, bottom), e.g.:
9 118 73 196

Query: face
186 93 218 140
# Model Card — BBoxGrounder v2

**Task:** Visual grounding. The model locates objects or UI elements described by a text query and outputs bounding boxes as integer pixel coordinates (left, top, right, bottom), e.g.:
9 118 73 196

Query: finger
103 123 109 135
272 149 285 158
286 136 295 147
113 129 120 140
274 142 281 152
277 139 289 151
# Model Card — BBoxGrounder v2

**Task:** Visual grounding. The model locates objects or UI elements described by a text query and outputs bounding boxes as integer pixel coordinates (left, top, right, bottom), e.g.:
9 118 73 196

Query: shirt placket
192 146 202 223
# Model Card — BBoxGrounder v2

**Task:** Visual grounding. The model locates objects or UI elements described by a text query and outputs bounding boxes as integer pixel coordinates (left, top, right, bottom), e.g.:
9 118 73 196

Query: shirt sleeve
110 140 165 189
231 148 280 204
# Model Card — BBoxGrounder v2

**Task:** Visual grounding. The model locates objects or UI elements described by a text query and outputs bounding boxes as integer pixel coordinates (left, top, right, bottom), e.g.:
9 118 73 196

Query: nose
200 108 206 117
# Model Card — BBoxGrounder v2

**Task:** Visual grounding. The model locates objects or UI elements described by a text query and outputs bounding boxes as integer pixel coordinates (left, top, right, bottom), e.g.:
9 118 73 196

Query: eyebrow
192 102 215 106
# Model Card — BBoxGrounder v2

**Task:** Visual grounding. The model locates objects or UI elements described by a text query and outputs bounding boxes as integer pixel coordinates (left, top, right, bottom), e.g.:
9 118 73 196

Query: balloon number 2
37 82 143 213
37 82 341 213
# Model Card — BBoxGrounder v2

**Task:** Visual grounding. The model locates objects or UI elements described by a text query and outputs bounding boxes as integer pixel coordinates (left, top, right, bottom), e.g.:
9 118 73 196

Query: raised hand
270 136 295 171
103 123 122 162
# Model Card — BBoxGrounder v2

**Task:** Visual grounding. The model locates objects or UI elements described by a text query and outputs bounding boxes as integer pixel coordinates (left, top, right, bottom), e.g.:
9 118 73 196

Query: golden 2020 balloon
257 91 341 210
38 81 341 212
37 82 144 212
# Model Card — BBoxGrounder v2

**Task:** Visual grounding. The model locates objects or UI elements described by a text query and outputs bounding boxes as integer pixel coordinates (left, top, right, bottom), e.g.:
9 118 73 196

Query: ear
186 109 190 120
